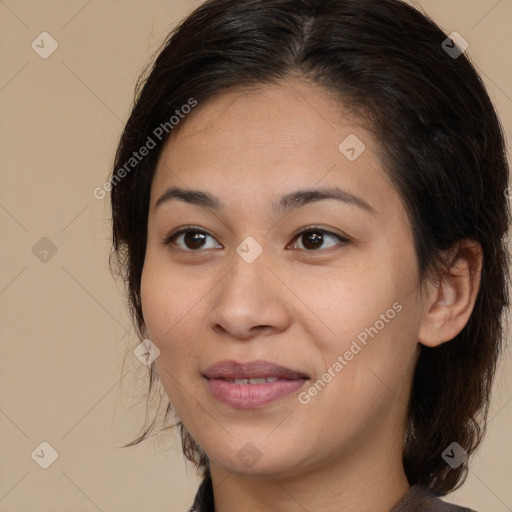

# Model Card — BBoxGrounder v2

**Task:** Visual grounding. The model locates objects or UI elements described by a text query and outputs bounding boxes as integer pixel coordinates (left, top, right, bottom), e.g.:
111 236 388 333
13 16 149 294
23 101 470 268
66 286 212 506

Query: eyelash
163 225 350 253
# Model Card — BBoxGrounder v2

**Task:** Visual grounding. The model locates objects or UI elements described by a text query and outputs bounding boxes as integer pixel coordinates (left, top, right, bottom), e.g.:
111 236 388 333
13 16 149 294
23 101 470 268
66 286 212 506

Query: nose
208 249 291 341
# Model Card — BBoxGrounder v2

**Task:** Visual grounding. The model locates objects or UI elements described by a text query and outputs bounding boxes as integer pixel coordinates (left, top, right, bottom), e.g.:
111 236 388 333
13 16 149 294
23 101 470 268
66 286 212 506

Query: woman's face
141 79 430 478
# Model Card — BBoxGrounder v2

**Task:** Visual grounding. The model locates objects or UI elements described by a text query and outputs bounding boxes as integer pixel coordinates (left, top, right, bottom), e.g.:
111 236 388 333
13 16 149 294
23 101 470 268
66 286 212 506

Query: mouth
203 359 309 380
202 359 309 408
221 377 281 384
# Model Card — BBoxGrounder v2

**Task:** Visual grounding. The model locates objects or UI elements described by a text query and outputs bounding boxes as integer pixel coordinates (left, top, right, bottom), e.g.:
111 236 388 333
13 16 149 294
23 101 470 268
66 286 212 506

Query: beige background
0 0 510 511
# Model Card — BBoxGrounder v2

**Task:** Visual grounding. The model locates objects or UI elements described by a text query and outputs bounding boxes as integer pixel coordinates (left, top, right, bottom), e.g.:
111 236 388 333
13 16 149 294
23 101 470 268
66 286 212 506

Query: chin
207 443 309 479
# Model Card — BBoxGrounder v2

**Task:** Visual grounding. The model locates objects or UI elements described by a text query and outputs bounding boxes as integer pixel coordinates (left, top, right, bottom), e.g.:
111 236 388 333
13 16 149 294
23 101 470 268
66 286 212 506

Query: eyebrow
155 185 376 215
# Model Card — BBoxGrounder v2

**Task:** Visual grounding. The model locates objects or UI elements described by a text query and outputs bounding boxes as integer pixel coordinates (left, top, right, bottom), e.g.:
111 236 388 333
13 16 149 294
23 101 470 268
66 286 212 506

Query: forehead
162 80 362 162
151 80 398 217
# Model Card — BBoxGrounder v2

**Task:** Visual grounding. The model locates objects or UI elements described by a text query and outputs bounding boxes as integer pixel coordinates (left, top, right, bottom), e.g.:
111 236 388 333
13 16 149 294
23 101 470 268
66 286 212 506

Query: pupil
185 231 206 249
303 231 322 250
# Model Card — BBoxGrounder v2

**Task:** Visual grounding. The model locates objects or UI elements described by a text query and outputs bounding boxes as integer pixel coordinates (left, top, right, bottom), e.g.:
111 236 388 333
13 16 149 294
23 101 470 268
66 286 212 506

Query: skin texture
140 79 482 512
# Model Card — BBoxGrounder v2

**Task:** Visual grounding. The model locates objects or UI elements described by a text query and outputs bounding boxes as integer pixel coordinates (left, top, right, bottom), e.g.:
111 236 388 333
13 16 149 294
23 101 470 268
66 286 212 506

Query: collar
188 476 477 512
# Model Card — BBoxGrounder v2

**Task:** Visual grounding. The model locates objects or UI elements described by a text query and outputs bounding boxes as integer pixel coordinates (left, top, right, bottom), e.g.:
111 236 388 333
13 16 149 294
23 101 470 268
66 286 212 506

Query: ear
418 239 483 348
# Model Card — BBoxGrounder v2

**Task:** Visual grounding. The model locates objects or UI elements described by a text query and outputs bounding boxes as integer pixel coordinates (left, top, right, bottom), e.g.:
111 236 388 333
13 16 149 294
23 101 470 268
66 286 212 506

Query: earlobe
418 239 483 348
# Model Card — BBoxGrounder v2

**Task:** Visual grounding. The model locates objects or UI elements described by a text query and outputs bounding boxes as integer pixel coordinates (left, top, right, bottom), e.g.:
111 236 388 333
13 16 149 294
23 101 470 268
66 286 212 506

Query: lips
202 359 309 380
203 359 309 408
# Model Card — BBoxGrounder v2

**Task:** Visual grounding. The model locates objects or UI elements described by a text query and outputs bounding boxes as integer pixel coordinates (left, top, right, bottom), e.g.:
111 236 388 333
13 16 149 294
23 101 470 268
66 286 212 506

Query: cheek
140 263 168 342
140 255 208 372
291 262 406 350
141 246 187 337
297 258 421 400
140 255 186 358
140 262 198 410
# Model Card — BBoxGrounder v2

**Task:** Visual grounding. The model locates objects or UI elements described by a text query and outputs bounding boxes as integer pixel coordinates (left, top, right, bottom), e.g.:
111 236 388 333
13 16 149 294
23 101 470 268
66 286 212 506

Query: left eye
289 228 349 251
164 227 349 252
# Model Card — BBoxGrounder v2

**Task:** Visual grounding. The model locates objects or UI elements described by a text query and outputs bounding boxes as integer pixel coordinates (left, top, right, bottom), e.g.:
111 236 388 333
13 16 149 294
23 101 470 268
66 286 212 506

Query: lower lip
205 378 307 408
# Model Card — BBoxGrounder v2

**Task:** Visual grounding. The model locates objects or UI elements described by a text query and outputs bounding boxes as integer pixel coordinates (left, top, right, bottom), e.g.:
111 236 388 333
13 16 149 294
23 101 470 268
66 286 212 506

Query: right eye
163 227 223 252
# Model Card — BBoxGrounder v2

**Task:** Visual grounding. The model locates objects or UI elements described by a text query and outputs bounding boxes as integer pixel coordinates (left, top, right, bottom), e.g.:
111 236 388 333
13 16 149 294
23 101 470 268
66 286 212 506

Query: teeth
228 377 279 384
248 378 266 384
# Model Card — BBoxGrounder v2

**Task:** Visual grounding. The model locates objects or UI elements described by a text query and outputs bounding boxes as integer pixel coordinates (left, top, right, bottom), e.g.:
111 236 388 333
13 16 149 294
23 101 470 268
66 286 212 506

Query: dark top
187 476 477 512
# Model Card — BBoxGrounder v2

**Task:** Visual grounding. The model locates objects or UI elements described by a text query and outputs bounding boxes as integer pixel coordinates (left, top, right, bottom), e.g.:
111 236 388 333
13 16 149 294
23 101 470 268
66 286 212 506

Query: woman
109 0 511 510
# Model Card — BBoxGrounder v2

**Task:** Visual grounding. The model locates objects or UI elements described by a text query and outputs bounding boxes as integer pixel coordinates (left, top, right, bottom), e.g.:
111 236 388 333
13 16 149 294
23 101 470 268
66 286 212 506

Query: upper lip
203 360 309 380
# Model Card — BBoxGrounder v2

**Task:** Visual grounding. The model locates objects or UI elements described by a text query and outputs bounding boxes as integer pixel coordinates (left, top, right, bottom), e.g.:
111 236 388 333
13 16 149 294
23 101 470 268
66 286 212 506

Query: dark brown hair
110 0 511 495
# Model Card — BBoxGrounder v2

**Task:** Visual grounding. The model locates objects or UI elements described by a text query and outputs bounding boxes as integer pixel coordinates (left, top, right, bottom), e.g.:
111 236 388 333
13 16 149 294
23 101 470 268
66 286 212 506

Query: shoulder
391 485 479 512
